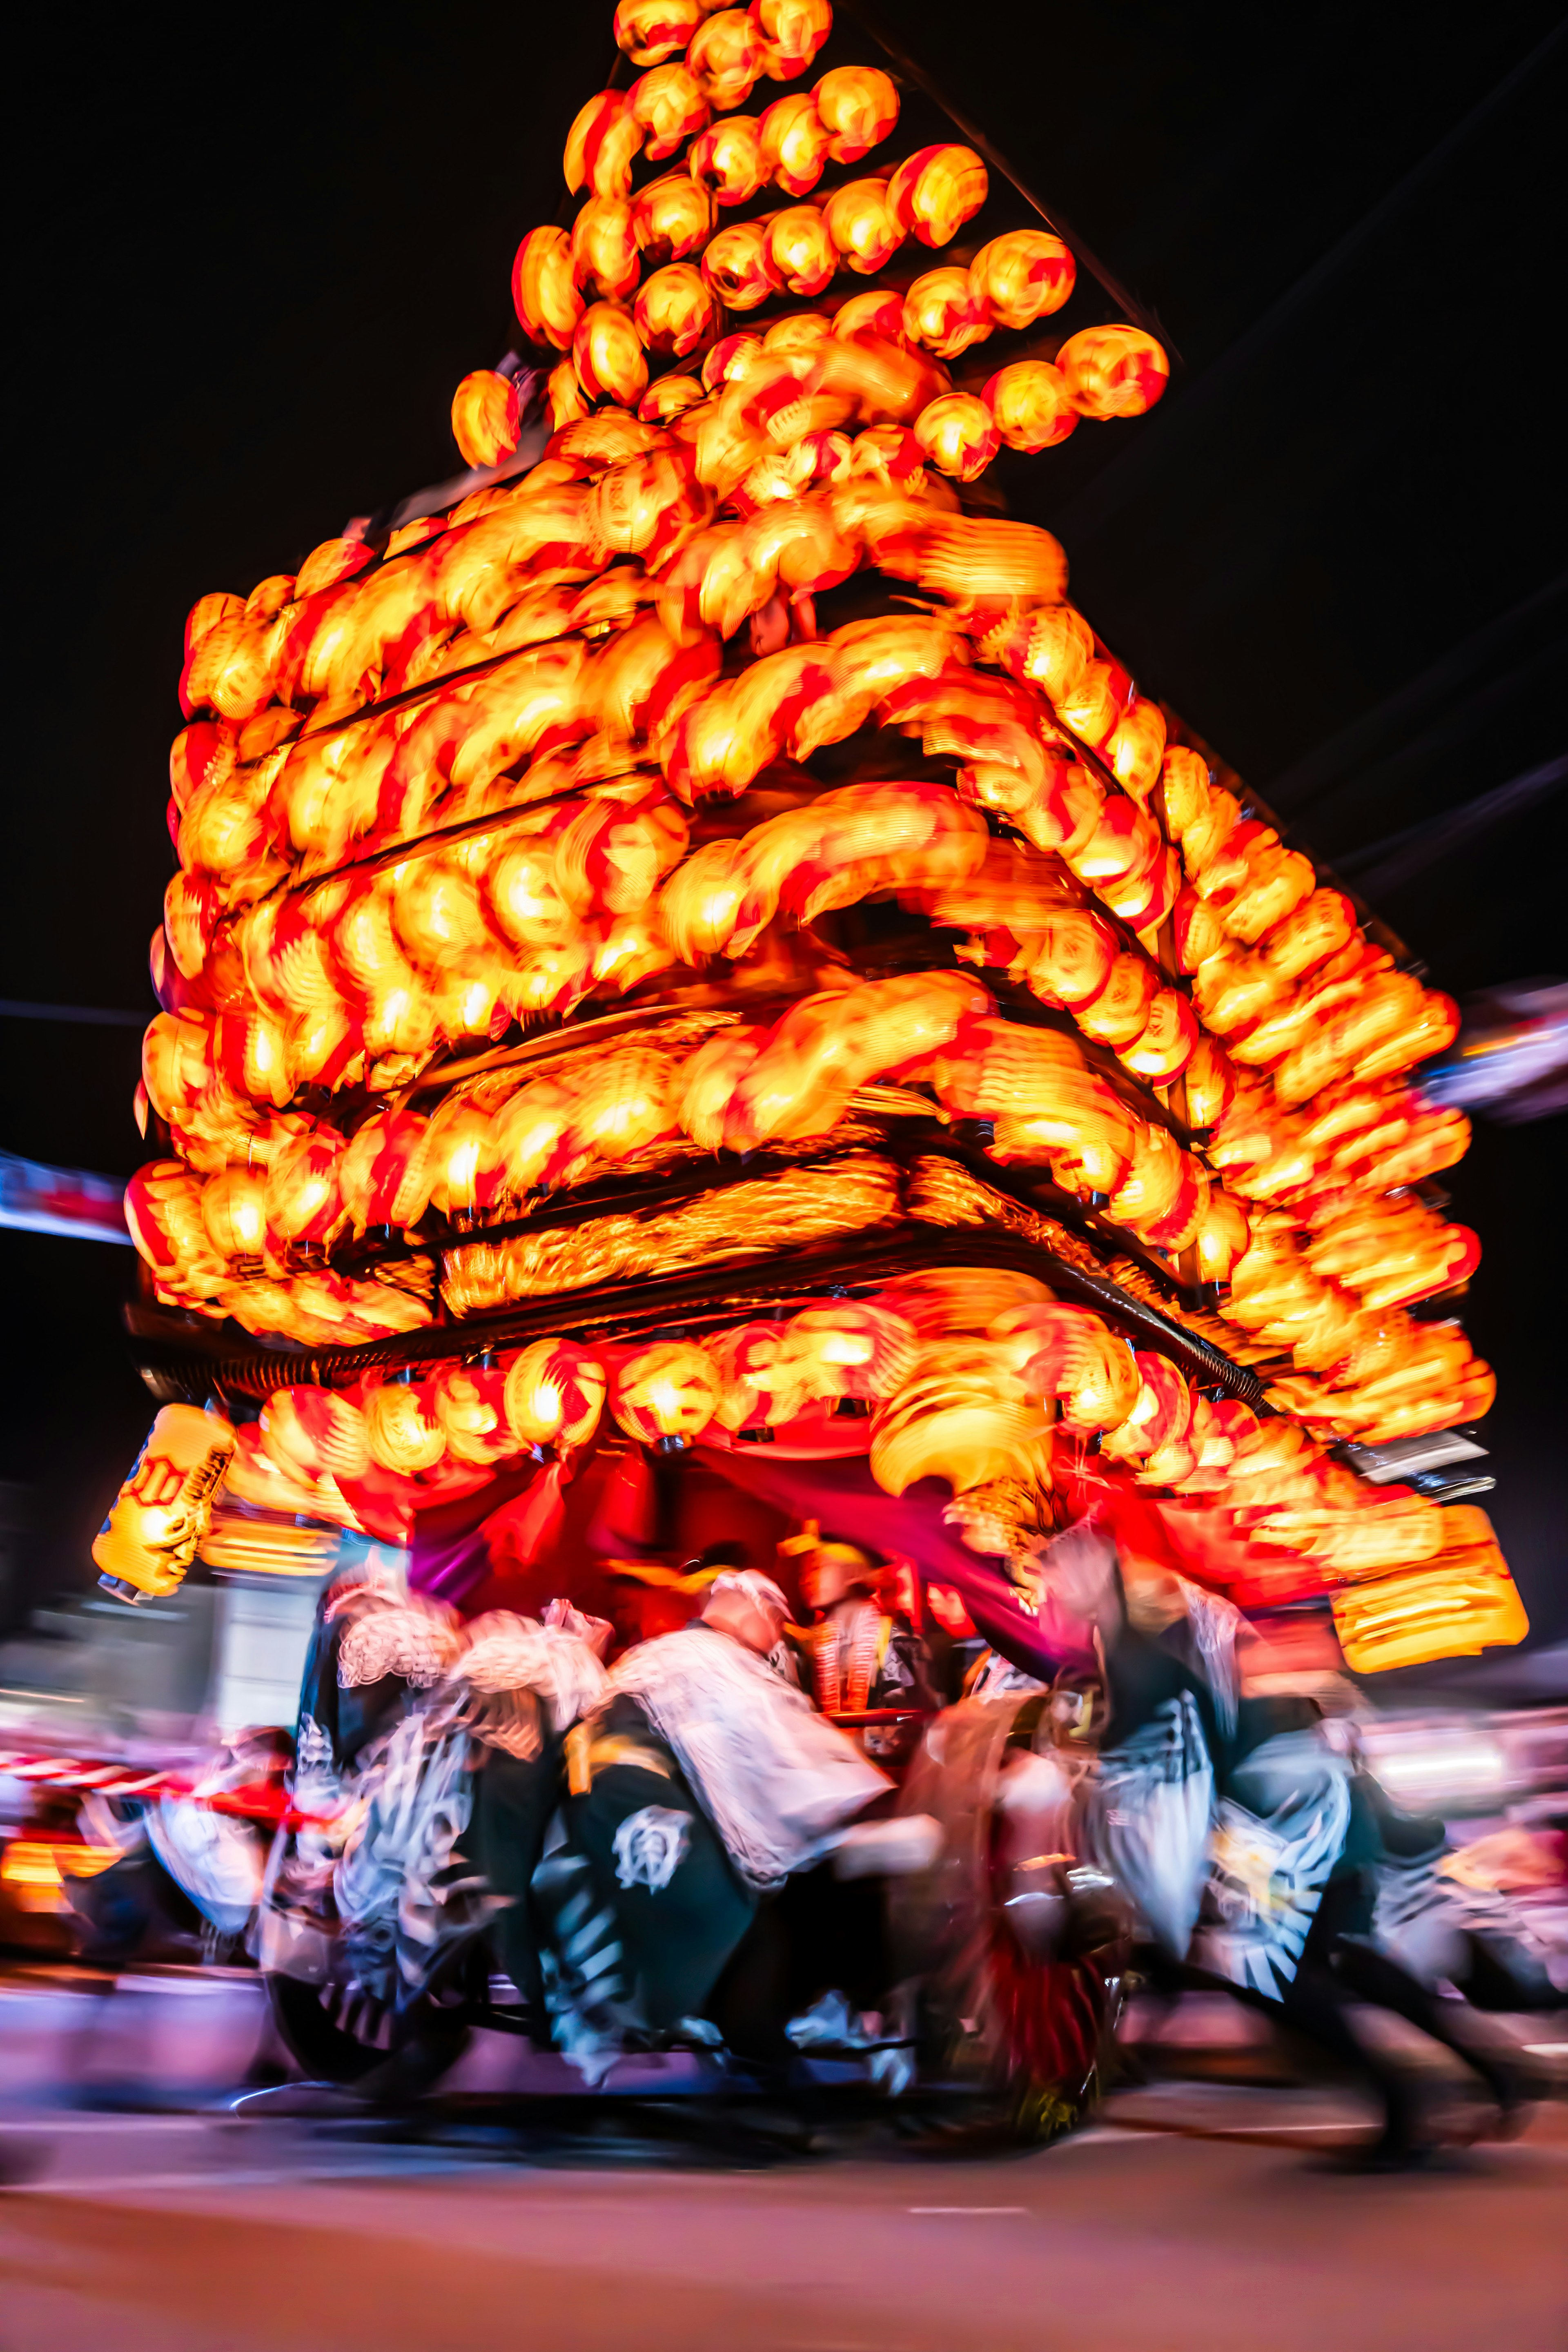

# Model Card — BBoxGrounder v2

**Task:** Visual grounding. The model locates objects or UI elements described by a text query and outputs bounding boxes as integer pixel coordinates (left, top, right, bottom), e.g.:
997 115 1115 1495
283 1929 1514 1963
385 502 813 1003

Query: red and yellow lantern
570 197 642 301
887 145 988 248
513 225 585 351
982 360 1077 452
612 1340 724 1448
364 1376 447 1475
701 219 780 310
451 370 522 468
564 90 643 200
688 112 768 205
629 61 709 156
751 0 832 80
632 172 717 265
913 393 999 481
758 90 831 194
902 267 991 360
968 229 1075 328
765 205 837 297
688 7 765 107
1058 325 1170 419
503 1339 608 1449
635 263 718 356
615 0 701 66
572 302 650 406
813 65 898 162
822 177 903 274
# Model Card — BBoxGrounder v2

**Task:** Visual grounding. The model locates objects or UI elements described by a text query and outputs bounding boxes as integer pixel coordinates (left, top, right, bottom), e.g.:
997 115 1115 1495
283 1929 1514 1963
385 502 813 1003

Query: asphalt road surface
1 1967 1565 2352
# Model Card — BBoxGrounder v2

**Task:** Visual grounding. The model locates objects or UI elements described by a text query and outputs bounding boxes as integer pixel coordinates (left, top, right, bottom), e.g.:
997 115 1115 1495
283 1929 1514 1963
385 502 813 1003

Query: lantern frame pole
839 0 1177 359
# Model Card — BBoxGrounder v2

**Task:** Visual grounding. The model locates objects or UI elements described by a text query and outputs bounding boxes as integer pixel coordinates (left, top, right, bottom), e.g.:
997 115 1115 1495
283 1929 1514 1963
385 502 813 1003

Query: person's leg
469 1741 561 2011
1327 1934 1529 2120
570 1764 757 2031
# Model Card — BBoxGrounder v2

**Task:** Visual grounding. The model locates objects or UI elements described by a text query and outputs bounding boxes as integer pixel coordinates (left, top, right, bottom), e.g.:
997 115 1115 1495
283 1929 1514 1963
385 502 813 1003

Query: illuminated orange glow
969 229 1075 327
1058 325 1171 419
688 9 765 109
812 65 898 162
757 90 831 194
887 145 988 248
613 1341 725 1443
688 112 767 205
572 301 649 405
615 0 700 67
564 90 643 200
914 393 1000 481
143 1 1501 1604
629 61 709 158
822 177 903 274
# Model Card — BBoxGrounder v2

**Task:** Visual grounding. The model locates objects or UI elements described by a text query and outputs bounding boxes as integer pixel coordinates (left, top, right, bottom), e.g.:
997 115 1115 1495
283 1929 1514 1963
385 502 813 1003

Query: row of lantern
99 1298 1452 1579
130 971 1247 1287
1162 748 1461 1111
173 403 1173 901
178 388 971 755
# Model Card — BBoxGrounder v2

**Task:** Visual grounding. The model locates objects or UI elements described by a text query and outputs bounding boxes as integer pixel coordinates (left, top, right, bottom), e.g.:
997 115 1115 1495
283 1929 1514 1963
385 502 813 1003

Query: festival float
83 2 1531 2080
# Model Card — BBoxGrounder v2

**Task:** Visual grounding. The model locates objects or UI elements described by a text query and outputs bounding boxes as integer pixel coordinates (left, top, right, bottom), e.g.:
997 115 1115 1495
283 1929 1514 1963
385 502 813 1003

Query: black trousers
469 1742 562 2010
568 1762 757 2033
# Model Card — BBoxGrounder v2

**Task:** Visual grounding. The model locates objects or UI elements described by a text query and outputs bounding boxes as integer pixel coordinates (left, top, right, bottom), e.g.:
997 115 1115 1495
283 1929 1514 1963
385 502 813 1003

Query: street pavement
1 1964 1565 2351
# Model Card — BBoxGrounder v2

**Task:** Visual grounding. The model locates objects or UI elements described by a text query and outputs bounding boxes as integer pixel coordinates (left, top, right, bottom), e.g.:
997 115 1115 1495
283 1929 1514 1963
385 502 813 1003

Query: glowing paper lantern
633 172 717 264
701 220 780 309
1105 695 1168 803
93 1405 236 1601
992 1303 1141 1433
615 0 701 65
688 113 767 205
813 65 898 162
200 1164 268 1261
822 178 903 274
968 229 1075 328
612 1340 724 1446
365 1377 447 1474
503 1339 608 1448
572 302 650 406
903 267 991 360
570 196 642 301
765 205 837 296
640 373 707 423
1058 325 1170 419
688 8 765 107
1183 1035 1237 1131
1193 1187 1250 1283
711 1321 798 1429
1100 1352 1194 1463
635 263 718 355
513 225 584 350
451 370 521 467
869 1343 1048 1495
982 360 1077 452
630 62 709 156
786 1300 918 1401
261 1385 372 1481
751 0 832 79
887 145 988 247
914 393 999 481
758 91 831 194
564 91 643 200
833 286 906 341
1120 987 1198 1083
431 1361 517 1466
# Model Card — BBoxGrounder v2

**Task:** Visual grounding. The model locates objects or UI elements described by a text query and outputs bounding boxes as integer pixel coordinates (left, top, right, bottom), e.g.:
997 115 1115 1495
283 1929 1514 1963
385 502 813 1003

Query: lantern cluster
112 0 1515 1667
492 4 1165 487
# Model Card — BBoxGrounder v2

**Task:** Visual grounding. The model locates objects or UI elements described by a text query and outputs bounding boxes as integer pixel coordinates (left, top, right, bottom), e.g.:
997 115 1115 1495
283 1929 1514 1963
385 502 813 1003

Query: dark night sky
2 3 1563 1637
